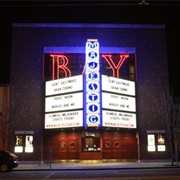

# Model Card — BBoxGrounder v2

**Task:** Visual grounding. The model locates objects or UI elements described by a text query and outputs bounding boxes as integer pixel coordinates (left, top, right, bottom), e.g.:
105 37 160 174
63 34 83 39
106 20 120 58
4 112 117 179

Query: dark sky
0 1 180 95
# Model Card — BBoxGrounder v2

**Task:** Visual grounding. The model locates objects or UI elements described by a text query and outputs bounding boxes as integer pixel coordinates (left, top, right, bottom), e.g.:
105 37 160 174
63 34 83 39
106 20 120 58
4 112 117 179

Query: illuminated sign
147 132 166 152
25 135 33 153
102 54 129 78
102 92 136 112
102 110 136 128
50 54 71 79
44 41 136 129
102 75 135 96
45 110 83 128
101 74 136 129
45 75 83 96
45 92 83 112
85 39 101 127
147 134 156 152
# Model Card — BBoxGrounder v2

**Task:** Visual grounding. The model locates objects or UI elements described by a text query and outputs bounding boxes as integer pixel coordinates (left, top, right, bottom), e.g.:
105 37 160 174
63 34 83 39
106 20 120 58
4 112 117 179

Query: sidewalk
14 160 180 171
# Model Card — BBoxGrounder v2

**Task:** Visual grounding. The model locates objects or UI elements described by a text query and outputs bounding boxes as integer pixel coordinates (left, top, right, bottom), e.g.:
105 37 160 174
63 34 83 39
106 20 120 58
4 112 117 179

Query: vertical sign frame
84 39 101 127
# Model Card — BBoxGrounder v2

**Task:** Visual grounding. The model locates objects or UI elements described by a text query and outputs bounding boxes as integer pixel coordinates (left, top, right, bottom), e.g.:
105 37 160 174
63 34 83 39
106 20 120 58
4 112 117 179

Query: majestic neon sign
85 39 101 127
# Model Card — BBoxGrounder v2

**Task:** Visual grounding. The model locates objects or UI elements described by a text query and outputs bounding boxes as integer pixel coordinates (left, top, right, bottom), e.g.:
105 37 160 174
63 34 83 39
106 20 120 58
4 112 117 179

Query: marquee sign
45 75 83 96
101 71 136 129
85 39 101 127
45 110 83 129
45 92 83 112
44 39 137 129
102 92 136 112
102 110 136 128
101 75 135 96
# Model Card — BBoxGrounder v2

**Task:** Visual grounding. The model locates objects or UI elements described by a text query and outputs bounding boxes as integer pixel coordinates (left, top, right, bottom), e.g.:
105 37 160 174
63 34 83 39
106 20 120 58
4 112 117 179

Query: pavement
14 160 180 171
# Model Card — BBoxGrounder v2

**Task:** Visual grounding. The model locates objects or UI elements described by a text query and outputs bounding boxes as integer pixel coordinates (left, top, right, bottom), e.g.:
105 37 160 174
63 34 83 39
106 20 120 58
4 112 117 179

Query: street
0 167 180 180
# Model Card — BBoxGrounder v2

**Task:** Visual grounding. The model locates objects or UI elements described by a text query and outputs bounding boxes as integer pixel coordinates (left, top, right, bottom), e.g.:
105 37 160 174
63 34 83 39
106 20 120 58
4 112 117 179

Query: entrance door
121 136 138 159
112 137 121 159
103 137 113 159
59 138 68 159
67 137 79 159
102 131 138 160
58 132 79 160
103 136 121 159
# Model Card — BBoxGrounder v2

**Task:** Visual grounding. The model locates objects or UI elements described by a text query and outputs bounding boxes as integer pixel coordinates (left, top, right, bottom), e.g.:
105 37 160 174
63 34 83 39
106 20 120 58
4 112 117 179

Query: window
15 135 23 153
25 135 33 153
60 142 66 148
147 134 156 152
157 134 166 151
81 132 101 152
114 141 120 147
147 131 166 152
70 142 75 148
105 141 110 148
14 131 34 153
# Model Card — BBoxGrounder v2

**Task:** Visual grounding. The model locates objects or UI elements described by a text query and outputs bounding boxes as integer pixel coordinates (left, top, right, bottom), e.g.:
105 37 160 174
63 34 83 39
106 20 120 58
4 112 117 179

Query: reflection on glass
60 142 66 148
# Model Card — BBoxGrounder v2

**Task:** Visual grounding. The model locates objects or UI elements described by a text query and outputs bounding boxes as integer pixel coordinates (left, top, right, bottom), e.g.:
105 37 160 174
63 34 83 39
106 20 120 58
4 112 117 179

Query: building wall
102 130 137 160
9 23 169 161
0 86 10 150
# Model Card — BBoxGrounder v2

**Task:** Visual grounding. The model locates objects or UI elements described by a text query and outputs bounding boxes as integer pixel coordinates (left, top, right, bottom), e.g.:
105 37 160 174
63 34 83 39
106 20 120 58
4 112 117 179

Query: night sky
0 1 180 95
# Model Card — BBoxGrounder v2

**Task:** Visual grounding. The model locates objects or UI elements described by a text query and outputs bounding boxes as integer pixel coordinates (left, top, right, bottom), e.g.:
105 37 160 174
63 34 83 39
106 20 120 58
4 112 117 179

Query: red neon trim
50 55 55 80
50 55 71 79
102 54 129 78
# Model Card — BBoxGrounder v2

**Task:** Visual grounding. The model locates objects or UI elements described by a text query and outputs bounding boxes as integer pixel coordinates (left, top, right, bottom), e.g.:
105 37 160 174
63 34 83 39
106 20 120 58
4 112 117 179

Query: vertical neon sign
85 39 101 127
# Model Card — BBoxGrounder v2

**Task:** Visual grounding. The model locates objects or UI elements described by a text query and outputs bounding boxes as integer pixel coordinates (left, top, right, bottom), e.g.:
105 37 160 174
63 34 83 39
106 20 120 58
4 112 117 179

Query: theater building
6 23 169 162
